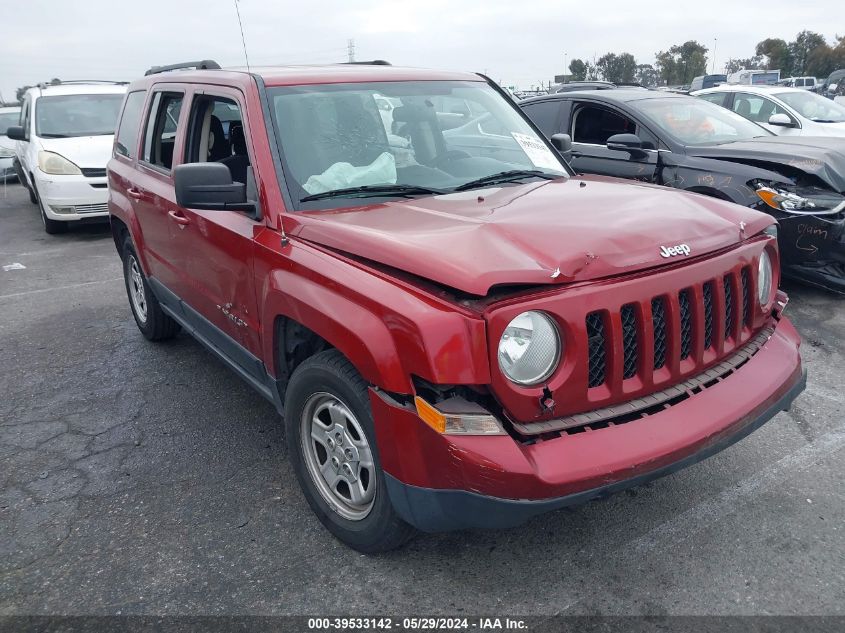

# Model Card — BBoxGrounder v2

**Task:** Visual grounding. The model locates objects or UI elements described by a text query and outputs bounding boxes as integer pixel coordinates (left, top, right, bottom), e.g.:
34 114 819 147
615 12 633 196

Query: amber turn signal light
414 396 506 436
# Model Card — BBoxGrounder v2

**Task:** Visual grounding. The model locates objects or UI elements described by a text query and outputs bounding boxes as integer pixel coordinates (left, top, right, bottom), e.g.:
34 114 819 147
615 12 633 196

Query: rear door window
142 92 184 171
115 91 147 159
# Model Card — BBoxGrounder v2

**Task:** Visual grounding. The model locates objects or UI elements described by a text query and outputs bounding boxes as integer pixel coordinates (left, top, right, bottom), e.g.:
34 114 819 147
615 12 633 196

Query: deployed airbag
303 152 397 194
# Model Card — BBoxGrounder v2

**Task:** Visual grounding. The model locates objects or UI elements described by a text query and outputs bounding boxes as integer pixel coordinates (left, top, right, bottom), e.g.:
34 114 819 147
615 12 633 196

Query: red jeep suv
108 60 806 552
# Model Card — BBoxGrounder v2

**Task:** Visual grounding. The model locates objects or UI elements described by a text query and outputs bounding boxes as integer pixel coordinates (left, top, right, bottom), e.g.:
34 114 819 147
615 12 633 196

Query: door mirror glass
768 113 795 127
5 126 25 141
173 163 253 211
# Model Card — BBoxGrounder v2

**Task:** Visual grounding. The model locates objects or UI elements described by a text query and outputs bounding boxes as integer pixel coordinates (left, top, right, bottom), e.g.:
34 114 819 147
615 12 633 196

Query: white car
0 106 20 182
7 82 126 233
692 85 845 137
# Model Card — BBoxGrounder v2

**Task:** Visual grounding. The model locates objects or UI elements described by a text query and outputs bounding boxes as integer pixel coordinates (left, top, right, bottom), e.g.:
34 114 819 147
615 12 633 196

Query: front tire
121 235 180 341
33 183 67 234
285 350 415 553
20 168 37 204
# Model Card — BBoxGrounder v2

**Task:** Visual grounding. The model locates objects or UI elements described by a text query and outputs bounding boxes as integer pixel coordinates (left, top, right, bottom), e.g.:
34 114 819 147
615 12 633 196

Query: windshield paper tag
511 133 563 172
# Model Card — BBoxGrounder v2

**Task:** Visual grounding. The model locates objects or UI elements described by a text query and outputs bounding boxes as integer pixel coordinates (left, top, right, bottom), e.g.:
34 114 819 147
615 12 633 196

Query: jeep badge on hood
660 243 692 258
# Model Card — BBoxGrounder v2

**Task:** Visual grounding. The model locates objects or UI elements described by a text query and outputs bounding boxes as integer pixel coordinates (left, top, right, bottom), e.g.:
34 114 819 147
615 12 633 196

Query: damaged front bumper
371 317 805 532
776 211 845 294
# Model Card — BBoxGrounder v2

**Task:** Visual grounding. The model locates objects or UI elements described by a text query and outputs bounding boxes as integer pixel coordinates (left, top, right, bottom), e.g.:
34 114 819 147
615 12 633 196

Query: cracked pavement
0 182 843 615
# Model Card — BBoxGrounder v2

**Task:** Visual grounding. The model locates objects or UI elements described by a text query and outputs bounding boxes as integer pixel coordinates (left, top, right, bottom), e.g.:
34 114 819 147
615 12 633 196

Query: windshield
267 81 568 209
774 91 845 122
35 94 125 138
0 112 20 135
637 97 772 145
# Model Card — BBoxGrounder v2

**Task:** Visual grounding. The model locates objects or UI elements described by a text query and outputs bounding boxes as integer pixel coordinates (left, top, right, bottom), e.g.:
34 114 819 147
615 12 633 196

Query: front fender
255 236 490 393
661 154 790 207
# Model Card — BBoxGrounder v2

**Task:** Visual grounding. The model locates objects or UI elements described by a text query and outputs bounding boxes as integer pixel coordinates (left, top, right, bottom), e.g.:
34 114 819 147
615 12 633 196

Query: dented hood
687 136 845 193
287 176 770 296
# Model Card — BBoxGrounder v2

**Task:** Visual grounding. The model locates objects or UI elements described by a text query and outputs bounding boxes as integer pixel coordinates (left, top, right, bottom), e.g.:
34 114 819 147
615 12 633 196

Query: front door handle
126 187 145 200
167 210 190 226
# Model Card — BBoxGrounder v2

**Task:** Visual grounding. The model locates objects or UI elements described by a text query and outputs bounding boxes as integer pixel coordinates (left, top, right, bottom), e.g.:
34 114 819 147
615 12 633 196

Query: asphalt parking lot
0 181 843 616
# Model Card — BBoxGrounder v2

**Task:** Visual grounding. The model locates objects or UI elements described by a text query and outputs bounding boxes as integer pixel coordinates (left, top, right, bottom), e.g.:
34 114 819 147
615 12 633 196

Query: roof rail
145 60 221 76
343 60 392 66
36 79 129 88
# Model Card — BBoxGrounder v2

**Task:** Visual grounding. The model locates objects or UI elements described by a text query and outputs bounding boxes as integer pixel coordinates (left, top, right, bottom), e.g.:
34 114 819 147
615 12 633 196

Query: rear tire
121 235 180 341
285 349 416 553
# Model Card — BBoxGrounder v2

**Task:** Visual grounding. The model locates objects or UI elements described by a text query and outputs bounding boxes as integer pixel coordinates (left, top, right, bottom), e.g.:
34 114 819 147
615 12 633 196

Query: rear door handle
126 187 145 200
167 210 190 226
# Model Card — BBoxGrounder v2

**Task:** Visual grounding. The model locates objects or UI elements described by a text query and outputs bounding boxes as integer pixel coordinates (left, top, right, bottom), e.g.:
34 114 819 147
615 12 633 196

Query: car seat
220 122 250 183
757 100 776 122
207 115 231 162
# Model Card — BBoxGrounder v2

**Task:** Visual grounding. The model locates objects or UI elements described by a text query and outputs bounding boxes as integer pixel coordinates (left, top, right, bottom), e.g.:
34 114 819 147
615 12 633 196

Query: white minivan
7 82 126 233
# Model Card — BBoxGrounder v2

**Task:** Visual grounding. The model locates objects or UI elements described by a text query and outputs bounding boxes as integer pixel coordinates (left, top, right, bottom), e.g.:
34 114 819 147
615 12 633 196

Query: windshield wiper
300 184 446 203
453 169 560 192
811 119 838 123
39 133 71 138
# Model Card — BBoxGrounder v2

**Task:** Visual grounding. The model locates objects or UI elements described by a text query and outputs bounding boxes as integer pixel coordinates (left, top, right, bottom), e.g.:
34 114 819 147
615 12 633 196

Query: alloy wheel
300 392 376 520
128 256 148 323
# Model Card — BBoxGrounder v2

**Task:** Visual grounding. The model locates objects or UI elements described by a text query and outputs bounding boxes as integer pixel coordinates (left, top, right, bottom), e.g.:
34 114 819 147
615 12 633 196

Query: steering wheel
433 149 472 169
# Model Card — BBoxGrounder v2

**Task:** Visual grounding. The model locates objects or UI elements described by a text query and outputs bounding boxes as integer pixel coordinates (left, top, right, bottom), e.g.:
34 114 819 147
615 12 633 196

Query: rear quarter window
115 91 147 159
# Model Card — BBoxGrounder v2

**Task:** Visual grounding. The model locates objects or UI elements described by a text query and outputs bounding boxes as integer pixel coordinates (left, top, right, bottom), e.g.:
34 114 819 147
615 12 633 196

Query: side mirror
607 133 643 153
173 163 254 211
550 133 572 153
6 126 25 141
768 113 796 128
607 133 650 158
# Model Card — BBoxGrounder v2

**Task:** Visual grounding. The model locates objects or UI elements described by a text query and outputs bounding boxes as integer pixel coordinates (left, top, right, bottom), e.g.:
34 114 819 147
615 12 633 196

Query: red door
131 88 190 292
160 87 263 358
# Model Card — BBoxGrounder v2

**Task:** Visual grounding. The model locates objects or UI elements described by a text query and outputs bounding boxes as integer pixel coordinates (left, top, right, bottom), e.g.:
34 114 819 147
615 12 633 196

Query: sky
1 0 842 101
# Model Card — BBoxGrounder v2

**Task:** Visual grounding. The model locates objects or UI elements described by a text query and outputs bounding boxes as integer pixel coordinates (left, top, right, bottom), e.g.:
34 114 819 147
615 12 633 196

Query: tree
596 52 637 83
15 85 32 102
655 40 709 85
724 56 762 74
756 38 792 75
569 59 587 82
789 30 827 75
635 64 659 87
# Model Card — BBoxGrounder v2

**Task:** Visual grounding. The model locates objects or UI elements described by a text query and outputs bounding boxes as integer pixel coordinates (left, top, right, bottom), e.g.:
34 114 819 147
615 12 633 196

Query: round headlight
498 311 561 385
757 250 773 306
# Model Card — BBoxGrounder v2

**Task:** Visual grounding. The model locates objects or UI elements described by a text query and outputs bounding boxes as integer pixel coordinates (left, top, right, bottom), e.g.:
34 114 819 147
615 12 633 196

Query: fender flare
110 197 152 275
258 246 490 394
261 268 409 393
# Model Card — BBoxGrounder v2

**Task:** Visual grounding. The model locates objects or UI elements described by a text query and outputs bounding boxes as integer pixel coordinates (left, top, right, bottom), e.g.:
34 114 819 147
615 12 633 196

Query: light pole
712 38 717 74
563 52 567 84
